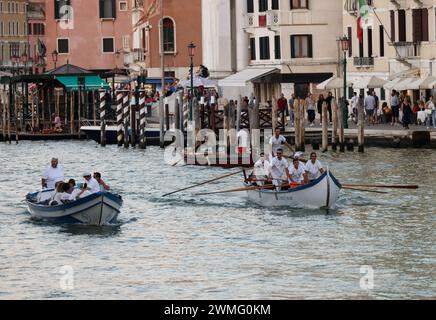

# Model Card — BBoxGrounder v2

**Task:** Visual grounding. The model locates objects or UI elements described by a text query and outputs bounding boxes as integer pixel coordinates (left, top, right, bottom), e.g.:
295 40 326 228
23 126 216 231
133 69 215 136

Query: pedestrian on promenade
277 93 288 124
390 90 400 126
305 93 316 127
425 96 435 129
317 94 324 125
326 92 333 123
372 91 380 124
364 91 376 125
289 94 295 127
401 96 412 130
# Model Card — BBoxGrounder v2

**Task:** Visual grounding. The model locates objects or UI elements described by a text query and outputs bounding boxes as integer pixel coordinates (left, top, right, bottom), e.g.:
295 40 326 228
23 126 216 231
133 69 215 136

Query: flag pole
159 0 165 148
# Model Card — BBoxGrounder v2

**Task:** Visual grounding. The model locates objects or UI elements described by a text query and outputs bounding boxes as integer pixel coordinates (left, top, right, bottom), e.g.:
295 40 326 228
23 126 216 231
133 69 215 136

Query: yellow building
0 0 29 75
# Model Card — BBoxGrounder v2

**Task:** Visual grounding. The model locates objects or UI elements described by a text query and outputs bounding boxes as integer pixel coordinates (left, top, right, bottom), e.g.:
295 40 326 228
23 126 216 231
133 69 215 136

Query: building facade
44 0 133 73
0 0 29 74
131 0 202 81
28 0 45 74
212 0 344 100
343 0 436 101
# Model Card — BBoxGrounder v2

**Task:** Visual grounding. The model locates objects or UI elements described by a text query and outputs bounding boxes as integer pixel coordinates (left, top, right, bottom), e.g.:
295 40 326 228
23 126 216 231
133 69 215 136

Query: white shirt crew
305 160 323 181
288 164 306 183
254 158 271 177
42 165 64 190
84 177 101 194
271 157 288 180
269 135 287 155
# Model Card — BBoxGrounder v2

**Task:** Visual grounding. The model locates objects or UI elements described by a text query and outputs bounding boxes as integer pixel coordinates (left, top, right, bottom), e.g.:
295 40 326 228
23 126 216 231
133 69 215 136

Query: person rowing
269 148 289 191
288 157 308 188
41 158 64 190
269 128 293 158
253 152 271 186
304 152 325 182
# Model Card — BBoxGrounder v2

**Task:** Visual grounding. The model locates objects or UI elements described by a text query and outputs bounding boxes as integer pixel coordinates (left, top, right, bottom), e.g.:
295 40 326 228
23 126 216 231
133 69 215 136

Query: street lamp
51 50 58 69
188 42 196 121
339 36 350 129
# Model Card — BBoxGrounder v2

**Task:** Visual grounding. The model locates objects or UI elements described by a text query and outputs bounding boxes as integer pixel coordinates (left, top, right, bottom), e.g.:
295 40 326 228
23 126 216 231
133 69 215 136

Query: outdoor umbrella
316 76 352 90
352 76 388 89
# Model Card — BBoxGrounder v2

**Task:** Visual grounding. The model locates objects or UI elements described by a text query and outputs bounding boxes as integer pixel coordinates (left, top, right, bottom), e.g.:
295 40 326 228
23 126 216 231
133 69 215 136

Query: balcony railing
392 42 419 59
353 57 374 66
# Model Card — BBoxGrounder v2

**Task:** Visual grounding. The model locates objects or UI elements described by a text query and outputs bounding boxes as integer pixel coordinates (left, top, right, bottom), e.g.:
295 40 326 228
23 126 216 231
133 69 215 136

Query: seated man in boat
42 158 64 190
252 152 271 186
269 128 294 158
83 172 101 194
269 148 289 191
304 152 325 183
288 157 308 188
93 172 110 191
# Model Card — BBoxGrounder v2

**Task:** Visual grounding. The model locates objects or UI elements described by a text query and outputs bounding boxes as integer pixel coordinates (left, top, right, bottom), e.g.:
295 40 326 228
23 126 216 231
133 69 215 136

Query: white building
204 0 344 101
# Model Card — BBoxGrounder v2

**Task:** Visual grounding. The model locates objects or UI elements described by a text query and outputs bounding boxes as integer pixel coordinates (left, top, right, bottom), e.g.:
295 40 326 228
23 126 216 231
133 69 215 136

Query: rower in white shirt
269 148 289 191
42 158 64 190
269 128 294 157
304 152 325 182
253 152 271 186
82 172 101 194
288 157 308 187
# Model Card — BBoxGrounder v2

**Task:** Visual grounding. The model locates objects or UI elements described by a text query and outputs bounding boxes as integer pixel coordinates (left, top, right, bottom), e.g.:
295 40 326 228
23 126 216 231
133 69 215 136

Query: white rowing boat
244 171 342 209
26 189 123 226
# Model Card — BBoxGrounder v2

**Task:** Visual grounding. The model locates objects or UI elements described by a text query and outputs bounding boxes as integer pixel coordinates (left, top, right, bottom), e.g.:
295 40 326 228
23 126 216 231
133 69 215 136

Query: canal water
0 141 434 299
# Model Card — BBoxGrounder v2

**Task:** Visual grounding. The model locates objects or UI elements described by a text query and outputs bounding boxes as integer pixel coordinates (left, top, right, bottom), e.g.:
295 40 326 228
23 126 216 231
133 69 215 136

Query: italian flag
357 0 368 43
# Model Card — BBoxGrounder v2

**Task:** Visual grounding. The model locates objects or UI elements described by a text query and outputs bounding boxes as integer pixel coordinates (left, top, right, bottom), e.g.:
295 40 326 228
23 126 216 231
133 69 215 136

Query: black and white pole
116 90 124 147
99 88 107 147
123 90 130 148
139 90 146 149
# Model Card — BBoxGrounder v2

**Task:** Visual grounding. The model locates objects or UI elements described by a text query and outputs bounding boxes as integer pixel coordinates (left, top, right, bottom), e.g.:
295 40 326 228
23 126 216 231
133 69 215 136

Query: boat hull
80 126 161 145
245 171 341 209
26 191 123 226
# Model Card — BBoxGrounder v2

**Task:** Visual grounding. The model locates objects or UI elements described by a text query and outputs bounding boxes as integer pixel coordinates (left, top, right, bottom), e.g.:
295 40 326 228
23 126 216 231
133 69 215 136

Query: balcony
245 11 285 29
353 57 374 66
124 49 146 66
392 42 419 59
344 0 374 15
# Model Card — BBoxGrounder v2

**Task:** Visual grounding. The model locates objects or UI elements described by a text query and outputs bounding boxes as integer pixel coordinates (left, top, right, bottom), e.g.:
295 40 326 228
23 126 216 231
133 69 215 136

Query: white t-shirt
271 157 288 180
269 135 287 155
84 177 101 194
254 159 271 177
305 160 323 181
288 164 306 183
42 166 64 190
237 130 249 148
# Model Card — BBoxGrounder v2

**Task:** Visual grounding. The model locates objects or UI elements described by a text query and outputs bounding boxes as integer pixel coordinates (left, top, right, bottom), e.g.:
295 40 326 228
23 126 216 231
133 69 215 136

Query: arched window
162 18 175 53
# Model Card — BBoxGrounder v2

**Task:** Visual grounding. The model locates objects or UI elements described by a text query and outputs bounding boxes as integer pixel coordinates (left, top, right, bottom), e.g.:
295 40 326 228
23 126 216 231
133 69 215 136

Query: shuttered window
259 36 270 60
291 35 312 58
99 0 116 19
274 35 281 59
258 0 268 12
247 0 254 13
102 38 114 53
54 0 71 20
398 10 406 42
250 38 256 60
367 27 372 57
272 0 279 10
390 10 395 42
57 38 69 54
347 27 352 57
413 8 428 42
379 25 384 57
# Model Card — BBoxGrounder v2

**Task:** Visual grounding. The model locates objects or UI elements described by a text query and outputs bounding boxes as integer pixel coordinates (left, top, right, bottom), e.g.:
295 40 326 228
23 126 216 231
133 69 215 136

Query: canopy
408 76 436 90
316 76 352 90
384 77 418 91
352 76 388 89
218 68 279 87
181 76 217 88
56 75 110 91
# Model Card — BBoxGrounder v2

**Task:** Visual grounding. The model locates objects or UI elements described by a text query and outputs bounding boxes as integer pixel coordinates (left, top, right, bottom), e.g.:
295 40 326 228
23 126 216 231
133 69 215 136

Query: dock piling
321 101 328 152
99 89 107 147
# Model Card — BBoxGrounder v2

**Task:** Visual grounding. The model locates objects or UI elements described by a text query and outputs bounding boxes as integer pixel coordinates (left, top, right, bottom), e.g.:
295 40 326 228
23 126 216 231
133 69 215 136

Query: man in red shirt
277 93 288 125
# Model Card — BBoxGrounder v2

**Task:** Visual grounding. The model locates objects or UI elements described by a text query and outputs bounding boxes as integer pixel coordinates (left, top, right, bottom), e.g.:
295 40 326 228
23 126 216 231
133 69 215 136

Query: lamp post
339 36 350 129
51 50 58 69
188 42 196 121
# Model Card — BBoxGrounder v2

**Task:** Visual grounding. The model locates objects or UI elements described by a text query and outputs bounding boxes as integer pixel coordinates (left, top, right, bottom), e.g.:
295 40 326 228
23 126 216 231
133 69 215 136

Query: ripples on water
0 141 435 299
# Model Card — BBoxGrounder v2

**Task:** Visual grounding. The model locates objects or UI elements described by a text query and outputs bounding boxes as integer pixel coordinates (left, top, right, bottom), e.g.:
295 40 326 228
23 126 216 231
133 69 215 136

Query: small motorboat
244 171 342 209
26 189 123 226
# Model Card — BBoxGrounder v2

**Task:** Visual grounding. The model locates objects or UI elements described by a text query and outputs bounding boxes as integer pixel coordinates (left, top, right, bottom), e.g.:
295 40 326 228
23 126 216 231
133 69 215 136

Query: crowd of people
41 158 110 206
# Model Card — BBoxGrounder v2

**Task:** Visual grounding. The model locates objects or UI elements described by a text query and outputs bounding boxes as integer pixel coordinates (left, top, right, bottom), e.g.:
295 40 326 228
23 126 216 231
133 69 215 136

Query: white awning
316 76 352 90
218 68 279 87
408 76 436 90
384 78 403 90
388 68 420 80
396 78 419 90
352 76 388 89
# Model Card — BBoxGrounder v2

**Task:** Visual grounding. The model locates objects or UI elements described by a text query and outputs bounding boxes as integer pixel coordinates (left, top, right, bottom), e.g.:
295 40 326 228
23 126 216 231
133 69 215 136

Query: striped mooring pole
123 90 130 148
183 97 189 132
99 89 107 147
138 90 147 149
116 90 124 147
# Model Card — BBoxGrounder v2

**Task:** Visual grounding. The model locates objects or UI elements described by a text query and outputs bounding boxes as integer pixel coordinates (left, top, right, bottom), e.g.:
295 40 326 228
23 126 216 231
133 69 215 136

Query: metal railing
353 57 374 66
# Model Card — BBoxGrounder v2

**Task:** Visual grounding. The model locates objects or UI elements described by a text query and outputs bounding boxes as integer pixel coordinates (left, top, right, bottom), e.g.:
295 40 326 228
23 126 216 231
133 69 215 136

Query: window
380 88 386 101
367 27 372 57
102 38 114 53
122 35 130 51
10 42 20 57
0 22 3 37
390 10 395 42
272 0 279 10
259 36 270 60
247 0 254 13
347 26 352 57
164 71 175 78
250 38 256 61
54 0 71 20
119 1 127 11
162 18 175 52
258 0 268 12
274 35 281 59
99 0 116 19
0 2 3 13
413 8 428 42
379 25 384 57
57 38 69 54
28 23 32 35
359 35 364 57
291 0 309 9
398 10 406 42
291 35 312 58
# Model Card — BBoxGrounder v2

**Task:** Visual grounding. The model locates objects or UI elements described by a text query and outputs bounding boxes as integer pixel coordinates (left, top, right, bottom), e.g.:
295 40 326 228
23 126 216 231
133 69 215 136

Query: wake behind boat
26 189 123 226
244 170 342 209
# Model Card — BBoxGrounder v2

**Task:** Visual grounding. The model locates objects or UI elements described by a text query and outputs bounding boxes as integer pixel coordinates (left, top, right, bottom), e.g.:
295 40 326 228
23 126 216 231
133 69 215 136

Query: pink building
28 0 46 74
45 0 132 72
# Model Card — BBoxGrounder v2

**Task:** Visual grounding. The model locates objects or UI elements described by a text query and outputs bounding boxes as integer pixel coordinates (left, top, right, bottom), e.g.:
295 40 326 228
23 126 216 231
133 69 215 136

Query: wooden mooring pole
331 98 338 150
300 99 306 151
139 90 147 149
99 89 107 147
338 99 345 152
294 99 301 151
123 90 130 148
321 101 328 152
116 90 124 147
358 96 365 153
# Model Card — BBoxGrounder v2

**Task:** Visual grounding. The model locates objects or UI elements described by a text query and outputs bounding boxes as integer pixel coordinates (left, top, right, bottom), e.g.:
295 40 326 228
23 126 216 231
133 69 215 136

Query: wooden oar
195 184 281 196
342 184 419 189
162 170 244 197
342 186 388 194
